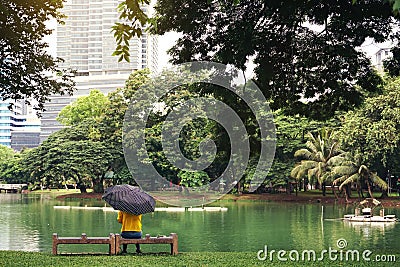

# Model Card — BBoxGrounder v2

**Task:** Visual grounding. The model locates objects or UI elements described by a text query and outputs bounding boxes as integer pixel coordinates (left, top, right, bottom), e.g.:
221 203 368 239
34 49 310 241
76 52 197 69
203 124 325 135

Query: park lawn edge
0 251 398 267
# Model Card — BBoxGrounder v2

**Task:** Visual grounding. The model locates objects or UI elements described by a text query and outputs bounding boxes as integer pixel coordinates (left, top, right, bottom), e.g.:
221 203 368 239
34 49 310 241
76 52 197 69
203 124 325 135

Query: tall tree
23 125 121 193
57 89 110 126
0 144 14 163
339 77 400 178
332 153 387 201
0 145 28 184
122 67 222 187
0 152 28 184
0 0 75 110
291 128 344 196
268 110 340 189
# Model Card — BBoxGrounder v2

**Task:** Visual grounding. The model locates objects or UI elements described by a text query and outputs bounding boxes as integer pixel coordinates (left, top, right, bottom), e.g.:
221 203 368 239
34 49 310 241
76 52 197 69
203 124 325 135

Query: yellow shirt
117 211 142 232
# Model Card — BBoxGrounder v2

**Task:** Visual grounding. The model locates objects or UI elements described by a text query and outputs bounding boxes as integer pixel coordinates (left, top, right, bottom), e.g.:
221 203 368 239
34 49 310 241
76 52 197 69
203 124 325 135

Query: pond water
1 193 400 255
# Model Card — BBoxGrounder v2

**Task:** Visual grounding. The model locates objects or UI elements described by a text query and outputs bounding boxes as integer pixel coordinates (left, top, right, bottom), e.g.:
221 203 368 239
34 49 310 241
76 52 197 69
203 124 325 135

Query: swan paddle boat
343 198 397 223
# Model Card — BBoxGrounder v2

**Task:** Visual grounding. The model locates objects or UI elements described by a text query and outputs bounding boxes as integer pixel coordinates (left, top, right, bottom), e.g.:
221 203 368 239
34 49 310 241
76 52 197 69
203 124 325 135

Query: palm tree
291 128 344 196
332 153 387 202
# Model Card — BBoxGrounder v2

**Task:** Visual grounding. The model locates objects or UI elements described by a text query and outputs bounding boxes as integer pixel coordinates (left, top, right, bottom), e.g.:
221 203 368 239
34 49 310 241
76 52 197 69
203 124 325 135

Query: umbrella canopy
102 184 156 215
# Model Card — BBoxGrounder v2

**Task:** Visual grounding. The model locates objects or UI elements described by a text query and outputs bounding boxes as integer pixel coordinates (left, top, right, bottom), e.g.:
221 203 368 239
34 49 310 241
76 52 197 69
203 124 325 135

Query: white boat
187 207 228 212
343 198 397 223
155 207 185 212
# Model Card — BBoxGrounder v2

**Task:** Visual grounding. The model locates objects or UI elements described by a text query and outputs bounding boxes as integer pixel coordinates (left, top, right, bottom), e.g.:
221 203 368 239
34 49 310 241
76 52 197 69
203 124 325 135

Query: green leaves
20 69 153 190
332 153 387 196
339 77 400 172
0 147 29 184
57 89 110 126
291 128 344 192
23 127 123 191
112 0 150 62
0 1 75 111
151 0 395 119
178 170 210 188
0 145 15 163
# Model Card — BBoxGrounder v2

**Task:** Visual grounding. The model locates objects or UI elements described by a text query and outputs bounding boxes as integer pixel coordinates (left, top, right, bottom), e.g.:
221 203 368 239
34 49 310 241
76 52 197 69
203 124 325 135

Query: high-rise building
0 100 16 148
40 0 158 142
0 100 40 151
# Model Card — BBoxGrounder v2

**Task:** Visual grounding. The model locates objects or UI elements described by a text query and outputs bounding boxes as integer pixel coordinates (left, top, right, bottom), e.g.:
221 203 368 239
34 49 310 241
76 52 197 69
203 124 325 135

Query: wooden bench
115 233 178 255
52 233 116 255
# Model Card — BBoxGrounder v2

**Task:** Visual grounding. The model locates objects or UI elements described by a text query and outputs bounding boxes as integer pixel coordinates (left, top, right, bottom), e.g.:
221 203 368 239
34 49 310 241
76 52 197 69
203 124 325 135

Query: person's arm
117 211 123 224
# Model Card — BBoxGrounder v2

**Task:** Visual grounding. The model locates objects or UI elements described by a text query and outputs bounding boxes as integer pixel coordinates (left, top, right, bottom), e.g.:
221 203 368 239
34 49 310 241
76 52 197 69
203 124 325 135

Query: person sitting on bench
117 211 142 254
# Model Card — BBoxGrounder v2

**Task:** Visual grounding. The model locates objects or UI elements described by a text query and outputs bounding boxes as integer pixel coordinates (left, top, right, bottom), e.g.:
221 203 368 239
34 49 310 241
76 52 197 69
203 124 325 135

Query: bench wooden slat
52 233 116 255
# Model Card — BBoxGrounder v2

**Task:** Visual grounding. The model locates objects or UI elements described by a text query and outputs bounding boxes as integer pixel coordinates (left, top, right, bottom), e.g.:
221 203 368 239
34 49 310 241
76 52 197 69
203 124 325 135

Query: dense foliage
113 0 400 120
291 128 345 196
22 125 122 192
267 110 340 188
290 77 400 198
57 90 110 126
339 77 400 178
0 64 399 199
0 145 27 184
0 0 75 110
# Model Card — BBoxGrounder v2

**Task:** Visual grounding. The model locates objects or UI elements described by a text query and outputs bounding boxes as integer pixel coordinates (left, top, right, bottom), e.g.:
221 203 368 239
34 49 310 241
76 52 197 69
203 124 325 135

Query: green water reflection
1 194 399 254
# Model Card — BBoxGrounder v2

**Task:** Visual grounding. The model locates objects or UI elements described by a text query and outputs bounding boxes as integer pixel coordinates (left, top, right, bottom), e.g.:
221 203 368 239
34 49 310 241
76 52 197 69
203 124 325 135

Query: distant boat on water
343 198 397 223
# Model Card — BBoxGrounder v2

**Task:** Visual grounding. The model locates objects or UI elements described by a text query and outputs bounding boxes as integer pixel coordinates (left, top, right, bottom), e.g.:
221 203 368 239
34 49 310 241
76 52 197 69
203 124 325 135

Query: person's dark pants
121 231 142 253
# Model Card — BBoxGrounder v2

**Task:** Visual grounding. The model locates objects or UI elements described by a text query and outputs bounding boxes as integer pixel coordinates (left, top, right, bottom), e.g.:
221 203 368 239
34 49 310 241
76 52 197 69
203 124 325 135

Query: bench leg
52 244 58 255
171 233 178 255
109 233 116 255
115 234 121 254
52 233 58 255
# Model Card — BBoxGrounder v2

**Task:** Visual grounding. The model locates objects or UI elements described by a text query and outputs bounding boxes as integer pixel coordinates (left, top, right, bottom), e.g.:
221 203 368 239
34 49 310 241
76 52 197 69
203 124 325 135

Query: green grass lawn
0 251 397 267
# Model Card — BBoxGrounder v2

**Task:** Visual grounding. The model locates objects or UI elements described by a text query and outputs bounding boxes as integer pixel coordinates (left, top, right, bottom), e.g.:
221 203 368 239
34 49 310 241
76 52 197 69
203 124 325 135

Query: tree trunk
366 180 374 199
344 184 351 202
321 182 326 196
356 184 362 200
358 183 365 199
93 178 104 193
77 182 87 193
332 185 338 199
344 184 350 203
343 187 349 202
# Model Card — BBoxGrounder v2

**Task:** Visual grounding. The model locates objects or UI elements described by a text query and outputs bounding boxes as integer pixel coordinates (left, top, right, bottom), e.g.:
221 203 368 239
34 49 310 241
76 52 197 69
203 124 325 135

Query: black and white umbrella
102 184 156 215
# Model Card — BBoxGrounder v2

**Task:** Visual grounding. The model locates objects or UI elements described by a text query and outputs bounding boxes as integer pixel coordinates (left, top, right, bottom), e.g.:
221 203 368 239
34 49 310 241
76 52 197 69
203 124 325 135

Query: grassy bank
0 251 398 267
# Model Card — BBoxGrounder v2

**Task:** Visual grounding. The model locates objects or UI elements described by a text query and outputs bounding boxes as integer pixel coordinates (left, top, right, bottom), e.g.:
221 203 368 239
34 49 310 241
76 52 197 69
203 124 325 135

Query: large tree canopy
339 77 400 176
57 89 110 126
0 0 74 110
0 144 14 163
152 0 399 119
23 123 123 192
114 0 400 119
